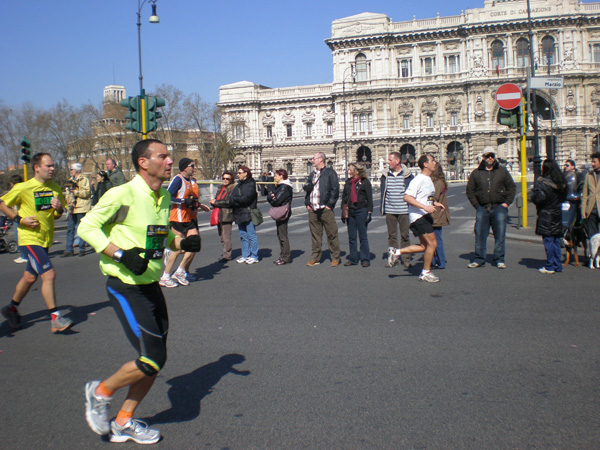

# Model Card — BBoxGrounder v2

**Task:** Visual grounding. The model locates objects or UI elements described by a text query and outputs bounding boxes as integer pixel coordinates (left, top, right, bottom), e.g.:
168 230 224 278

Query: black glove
121 247 149 275
184 197 197 208
341 217 346 224
366 213 372 224
180 235 201 252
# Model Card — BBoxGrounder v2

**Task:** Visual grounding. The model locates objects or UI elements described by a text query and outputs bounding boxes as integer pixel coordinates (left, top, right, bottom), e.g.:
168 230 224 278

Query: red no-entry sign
496 83 523 110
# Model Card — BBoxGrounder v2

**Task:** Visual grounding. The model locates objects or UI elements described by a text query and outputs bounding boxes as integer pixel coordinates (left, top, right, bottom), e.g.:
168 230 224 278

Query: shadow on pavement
144 353 250 425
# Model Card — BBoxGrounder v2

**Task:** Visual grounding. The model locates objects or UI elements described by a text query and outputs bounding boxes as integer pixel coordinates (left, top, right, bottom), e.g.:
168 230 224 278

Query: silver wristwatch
112 249 124 263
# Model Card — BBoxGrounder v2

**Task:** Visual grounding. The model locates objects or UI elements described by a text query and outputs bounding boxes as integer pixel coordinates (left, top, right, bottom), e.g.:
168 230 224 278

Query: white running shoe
159 276 178 288
246 258 259 265
13 257 27 264
171 271 189 286
109 419 160 444
236 257 248 264
418 272 440 283
85 381 112 436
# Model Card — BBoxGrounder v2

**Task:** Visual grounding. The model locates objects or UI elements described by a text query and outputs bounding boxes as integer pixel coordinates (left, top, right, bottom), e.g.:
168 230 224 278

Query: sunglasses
222 177 232 181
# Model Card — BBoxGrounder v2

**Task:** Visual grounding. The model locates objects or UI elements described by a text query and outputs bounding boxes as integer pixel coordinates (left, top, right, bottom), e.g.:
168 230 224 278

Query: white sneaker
159 276 178 288
171 271 189 286
538 267 555 274
236 257 248 264
246 258 259 265
13 257 27 264
418 271 440 283
496 262 507 269
109 419 160 444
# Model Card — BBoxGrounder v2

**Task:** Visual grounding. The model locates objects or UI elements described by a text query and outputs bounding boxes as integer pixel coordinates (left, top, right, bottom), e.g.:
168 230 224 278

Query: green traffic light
20 136 31 163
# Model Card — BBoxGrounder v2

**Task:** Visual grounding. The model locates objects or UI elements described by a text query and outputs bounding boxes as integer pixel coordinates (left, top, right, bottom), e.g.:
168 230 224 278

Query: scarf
350 177 360 203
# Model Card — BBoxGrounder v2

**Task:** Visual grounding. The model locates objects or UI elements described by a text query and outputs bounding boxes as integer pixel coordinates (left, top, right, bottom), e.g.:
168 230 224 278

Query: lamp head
149 3 159 23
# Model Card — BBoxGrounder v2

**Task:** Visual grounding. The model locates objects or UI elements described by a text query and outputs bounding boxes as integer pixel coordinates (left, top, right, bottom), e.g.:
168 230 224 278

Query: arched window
516 38 530 68
491 40 505 69
355 54 368 82
541 36 556 67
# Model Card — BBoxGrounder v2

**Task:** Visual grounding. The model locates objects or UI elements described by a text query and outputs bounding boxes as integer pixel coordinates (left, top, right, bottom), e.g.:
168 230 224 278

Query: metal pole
137 0 144 94
342 72 348 180
526 0 541 179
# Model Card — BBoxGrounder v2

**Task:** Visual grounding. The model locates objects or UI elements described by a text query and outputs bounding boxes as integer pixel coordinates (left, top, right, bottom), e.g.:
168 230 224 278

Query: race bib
34 191 54 211
145 225 169 260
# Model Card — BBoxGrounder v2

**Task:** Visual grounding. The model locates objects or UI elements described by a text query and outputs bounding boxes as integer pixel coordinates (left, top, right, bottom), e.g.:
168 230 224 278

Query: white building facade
218 0 600 178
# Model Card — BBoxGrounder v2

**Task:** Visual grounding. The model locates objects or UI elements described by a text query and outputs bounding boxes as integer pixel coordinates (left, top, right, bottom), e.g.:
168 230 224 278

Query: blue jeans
432 226 446 268
66 213 86 252
238 221 259 259
474 205 508 265
346 208 370 263
543 236 562 272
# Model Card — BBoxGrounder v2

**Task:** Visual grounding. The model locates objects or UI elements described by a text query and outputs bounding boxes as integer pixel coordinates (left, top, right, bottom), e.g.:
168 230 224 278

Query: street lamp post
136 0 159 139
596 105 600 152
342 66 354 180
526 0 541 179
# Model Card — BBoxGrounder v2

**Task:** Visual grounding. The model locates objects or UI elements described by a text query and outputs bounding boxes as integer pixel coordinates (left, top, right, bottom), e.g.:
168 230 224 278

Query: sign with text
529 77 564 89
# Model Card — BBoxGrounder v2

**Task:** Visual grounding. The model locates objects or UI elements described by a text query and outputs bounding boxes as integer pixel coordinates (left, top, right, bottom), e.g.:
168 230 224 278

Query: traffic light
20 137 31 163
120 96 142 133
146 96 166 132
498 108 519 129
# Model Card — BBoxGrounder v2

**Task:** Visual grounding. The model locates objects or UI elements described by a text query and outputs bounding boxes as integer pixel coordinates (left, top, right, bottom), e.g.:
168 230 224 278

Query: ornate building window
398 59 412 78
286 162 293 176
266 125 272 138
403 115 410 130
353 113 372 132
591 44 600 63
354 53 369 82
233 124 245 140
421 57 435 76
491 39 505 69
305 122 312 137
450 111 458 126
426 113 434 128
445 55 459 74
516 38 530 68
541 36 556 67
326 121 334 135
286 124 293 137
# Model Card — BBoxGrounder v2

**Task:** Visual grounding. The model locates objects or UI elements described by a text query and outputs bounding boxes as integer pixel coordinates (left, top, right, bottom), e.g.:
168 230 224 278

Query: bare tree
0 101 50 172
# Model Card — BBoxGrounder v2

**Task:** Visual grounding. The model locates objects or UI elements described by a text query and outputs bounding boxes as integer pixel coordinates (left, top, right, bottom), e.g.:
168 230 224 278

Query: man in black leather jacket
465 148 515 269
303 152 341 267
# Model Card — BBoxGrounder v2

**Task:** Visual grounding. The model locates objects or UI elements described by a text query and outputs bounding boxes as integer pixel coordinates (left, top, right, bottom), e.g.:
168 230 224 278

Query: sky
0 0 595 110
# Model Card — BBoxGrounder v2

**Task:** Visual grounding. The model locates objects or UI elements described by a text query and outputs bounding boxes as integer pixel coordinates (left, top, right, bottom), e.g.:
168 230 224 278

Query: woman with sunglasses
230 166 260 264
210 171 236 262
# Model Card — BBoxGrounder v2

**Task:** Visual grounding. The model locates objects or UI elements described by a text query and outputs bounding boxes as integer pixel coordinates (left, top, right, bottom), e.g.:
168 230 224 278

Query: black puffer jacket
466 159 516 208
230 178 257 224
530 177 565 237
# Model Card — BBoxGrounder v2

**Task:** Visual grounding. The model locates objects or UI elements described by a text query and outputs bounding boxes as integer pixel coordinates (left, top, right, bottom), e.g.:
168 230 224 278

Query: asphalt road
0 183 598 449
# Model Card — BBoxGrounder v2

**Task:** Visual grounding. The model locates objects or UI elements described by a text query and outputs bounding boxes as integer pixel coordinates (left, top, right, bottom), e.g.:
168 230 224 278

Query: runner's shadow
144 353 250 425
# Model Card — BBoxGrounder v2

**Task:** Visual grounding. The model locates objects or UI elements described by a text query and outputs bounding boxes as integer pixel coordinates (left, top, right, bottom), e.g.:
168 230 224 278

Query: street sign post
529 77 564 89
496 83 523 110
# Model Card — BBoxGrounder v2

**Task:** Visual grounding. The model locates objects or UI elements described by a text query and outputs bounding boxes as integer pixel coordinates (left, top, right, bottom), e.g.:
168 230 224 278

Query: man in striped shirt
380 152 413 268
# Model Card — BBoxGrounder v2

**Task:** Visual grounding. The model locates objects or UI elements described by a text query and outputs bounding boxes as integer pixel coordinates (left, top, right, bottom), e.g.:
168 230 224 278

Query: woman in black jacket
531 159 566 274
341 163 373 267
92 171 112 206
230 166 260 264
267 169 294 265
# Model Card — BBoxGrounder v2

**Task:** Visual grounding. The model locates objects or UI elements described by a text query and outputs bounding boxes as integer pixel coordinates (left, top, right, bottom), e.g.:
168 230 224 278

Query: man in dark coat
466 147 516 269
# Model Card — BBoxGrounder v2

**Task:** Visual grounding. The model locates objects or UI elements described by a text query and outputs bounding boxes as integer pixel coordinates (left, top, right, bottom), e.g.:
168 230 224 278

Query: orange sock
95 381 113 398
116 410 133 427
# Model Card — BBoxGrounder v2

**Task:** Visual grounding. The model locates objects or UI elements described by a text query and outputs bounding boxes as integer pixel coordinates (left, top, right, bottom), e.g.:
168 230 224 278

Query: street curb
506 233 541 244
